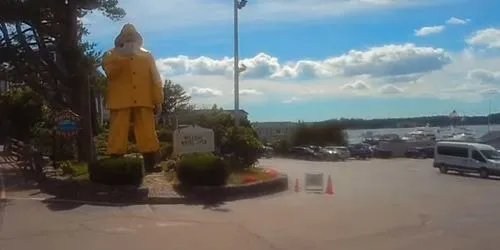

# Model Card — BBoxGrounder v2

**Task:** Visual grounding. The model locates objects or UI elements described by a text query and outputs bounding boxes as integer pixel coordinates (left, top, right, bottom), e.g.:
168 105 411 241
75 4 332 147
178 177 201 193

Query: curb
36 174 289 205
172 174 289 202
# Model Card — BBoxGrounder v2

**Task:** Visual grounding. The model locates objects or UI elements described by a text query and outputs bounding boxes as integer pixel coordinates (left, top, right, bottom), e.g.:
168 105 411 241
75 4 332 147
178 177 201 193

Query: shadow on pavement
42 199 85 211
0 166 40 192
445 171 500 181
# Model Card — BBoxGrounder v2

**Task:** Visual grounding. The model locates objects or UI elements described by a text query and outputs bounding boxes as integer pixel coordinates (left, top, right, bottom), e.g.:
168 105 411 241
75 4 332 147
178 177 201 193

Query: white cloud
283 97 300 104
157 44 451 80
414 25 445 36
342 80 371 90
466 28 500 49
157 48 500 107
322 44 450 77
379 84 403 94
467 69 500 84
446 17 469 25
239 89 263 96
188 87 223 98
480 88 500 97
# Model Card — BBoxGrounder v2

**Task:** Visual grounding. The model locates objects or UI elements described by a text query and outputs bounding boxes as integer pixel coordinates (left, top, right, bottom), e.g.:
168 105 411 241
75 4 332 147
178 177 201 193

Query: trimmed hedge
176 153 230 186
88 157 144 186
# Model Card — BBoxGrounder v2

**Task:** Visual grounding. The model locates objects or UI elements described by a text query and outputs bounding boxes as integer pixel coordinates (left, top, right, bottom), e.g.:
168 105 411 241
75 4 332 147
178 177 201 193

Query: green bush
176 153 229 186
157 142 173 161
88 157 144 186
221 127 263 170
58 161 75 176
94 131 108 156
157 128 173 142
57 161 88 177
0 88 47 140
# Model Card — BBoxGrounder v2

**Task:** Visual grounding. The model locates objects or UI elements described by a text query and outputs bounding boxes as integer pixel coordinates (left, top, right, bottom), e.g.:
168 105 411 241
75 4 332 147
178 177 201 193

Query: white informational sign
0 145 4 152
173 125 215 155
304 173 324 192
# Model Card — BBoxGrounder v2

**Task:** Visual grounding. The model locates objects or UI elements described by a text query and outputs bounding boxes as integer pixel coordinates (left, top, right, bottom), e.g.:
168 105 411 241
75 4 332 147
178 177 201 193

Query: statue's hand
154 104 162 115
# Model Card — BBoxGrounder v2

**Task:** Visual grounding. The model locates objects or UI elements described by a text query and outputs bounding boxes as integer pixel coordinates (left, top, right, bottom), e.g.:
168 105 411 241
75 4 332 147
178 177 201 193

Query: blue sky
84 0 500 122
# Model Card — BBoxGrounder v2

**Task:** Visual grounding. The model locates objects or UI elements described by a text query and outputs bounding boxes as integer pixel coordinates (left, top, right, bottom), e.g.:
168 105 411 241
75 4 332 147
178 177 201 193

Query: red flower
266 169 279 178
243 175 257 184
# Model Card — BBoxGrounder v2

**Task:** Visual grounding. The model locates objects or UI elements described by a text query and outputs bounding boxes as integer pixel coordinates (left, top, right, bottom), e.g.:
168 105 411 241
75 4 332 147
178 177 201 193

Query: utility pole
233 0 247 126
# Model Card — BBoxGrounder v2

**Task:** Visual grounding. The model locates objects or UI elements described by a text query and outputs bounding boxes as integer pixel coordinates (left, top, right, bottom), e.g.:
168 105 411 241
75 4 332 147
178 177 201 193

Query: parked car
324 146 350 161
290 146 321 160
405 146 435 159
372 147 392 158
348 143 372 159
318 147 342 161
259 146 274 159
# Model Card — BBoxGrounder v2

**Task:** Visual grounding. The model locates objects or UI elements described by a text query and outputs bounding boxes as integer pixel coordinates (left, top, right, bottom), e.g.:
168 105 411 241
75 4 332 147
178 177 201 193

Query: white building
252 121 298 142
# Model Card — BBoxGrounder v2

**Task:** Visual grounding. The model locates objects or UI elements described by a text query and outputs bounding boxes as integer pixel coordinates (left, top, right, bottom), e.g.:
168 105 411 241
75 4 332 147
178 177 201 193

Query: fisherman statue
102 24 164 172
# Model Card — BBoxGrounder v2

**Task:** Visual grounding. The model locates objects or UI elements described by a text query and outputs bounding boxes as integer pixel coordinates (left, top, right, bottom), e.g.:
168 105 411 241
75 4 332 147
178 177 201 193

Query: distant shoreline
322 113 500 130
345 123 498 131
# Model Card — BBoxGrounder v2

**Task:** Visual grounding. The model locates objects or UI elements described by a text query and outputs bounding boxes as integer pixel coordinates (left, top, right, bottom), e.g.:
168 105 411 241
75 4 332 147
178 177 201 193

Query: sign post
304 173 324 193
173 125 215 155
52 109 81 163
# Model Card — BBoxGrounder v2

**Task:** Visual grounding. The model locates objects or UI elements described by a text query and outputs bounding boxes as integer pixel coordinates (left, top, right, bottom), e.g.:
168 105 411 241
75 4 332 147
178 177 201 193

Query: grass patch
72 162 88 177
58 161 90 181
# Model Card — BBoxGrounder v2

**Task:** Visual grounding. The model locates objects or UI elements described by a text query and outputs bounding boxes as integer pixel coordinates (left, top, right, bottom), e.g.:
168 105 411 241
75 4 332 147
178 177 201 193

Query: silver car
325 146 350 161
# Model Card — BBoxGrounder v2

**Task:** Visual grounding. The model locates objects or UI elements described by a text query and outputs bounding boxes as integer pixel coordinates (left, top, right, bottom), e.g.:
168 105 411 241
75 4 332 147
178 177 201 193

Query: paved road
2 157 500 250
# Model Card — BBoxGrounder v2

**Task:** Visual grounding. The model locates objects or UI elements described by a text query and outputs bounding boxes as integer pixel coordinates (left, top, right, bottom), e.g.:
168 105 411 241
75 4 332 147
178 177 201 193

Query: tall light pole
234 0 247 126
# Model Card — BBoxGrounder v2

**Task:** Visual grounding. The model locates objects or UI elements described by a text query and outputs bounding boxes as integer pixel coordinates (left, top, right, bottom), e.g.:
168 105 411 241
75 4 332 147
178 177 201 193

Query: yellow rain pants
107 107 159 154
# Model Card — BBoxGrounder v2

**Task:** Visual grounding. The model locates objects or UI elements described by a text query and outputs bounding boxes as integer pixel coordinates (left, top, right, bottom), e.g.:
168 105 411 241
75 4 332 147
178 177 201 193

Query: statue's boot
142 152 158 173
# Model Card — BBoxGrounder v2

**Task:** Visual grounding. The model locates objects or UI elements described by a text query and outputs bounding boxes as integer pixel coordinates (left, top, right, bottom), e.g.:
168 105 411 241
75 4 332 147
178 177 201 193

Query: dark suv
348 143 372 159
405 146 435 159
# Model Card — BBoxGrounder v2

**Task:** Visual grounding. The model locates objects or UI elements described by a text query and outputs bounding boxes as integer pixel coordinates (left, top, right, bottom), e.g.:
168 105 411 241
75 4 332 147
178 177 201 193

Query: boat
438 125 477 142
402 124 437 141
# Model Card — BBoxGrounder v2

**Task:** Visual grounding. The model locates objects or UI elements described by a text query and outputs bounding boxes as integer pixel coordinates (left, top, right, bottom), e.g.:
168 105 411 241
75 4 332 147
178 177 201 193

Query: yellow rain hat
114 23 144 47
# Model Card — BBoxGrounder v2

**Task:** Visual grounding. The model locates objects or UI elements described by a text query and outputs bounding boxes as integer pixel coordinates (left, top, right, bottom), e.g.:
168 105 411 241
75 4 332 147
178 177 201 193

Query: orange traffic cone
294 178 300 192
326 175 334 195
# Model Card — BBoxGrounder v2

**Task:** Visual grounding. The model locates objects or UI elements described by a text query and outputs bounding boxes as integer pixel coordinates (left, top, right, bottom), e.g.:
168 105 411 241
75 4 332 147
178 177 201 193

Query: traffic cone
294 178 300 192
325 175 334 195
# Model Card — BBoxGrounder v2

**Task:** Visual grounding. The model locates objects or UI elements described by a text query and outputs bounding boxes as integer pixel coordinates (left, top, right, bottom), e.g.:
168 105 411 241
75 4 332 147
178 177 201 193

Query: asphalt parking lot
2 158 500 250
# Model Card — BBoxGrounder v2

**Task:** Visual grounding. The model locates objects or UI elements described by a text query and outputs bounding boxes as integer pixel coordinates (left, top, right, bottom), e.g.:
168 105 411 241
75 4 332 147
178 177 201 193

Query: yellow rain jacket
102 48 163 110
102 24 164 155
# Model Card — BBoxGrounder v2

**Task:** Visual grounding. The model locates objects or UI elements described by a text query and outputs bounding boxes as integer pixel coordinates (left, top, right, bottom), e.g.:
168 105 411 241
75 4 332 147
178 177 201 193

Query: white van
433 141 500 178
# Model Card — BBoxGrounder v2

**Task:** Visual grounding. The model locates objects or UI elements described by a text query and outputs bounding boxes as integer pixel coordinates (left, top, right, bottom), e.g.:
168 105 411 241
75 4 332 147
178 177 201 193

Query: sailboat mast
488 100 492 132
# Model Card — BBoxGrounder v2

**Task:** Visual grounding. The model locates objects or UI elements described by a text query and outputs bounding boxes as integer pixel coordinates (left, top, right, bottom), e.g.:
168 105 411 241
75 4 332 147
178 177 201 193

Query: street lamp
234 0 247 126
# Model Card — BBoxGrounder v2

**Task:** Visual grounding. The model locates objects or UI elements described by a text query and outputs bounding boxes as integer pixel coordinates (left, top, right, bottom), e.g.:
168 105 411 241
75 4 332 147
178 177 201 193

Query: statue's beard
116 42 141 55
